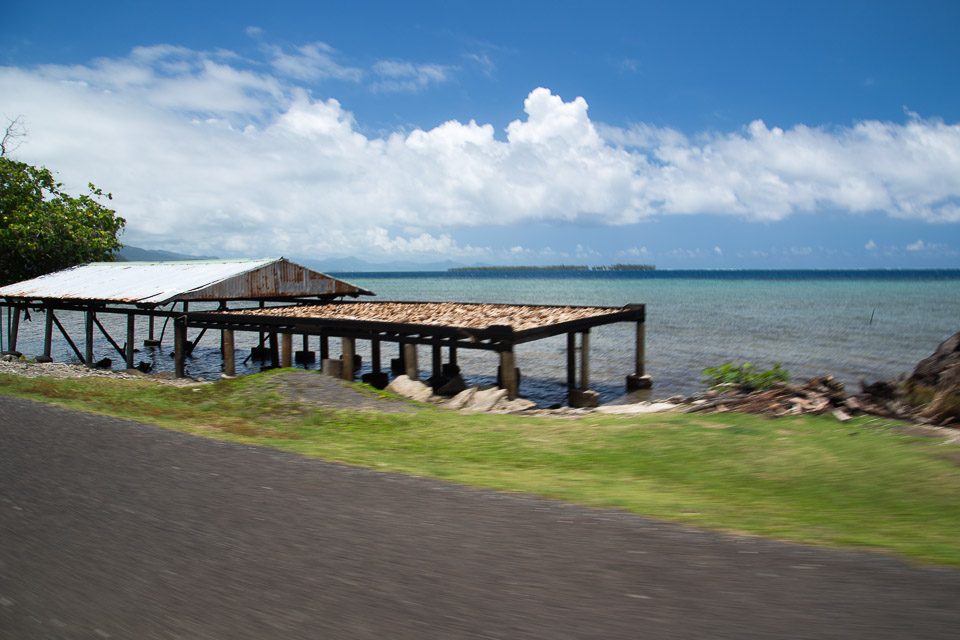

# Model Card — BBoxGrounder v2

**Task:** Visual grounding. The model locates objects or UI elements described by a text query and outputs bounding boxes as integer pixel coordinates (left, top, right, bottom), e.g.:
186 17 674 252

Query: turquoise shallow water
5 272 960 407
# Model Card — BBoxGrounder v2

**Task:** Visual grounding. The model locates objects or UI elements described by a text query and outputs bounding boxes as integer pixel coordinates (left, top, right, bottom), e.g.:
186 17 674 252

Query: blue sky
3 0 960 267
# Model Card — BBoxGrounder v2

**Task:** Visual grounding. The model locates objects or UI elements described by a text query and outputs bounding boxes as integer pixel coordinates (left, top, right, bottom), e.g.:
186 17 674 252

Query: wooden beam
50 312 84 364
566 332 576 389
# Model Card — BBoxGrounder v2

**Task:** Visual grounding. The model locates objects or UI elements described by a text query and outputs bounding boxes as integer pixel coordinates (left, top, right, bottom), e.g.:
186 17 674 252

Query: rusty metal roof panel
0 258 374 305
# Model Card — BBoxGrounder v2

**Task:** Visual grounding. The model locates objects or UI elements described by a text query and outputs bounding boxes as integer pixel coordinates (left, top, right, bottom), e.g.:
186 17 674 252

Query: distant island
449 264 655 272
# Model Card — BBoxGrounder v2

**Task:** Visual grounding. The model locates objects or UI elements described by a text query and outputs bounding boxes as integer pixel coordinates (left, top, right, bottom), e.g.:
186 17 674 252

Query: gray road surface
1 396 958 639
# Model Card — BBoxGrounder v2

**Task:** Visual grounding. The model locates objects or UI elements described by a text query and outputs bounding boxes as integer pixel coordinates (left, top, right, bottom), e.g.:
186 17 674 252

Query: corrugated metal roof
0 258 374 305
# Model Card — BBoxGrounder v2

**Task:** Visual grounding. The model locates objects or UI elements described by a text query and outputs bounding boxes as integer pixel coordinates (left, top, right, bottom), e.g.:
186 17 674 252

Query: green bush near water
702 362 791 391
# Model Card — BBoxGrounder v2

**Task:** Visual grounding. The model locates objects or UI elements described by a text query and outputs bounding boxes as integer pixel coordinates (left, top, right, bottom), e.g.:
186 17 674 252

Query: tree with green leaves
0 152 126 286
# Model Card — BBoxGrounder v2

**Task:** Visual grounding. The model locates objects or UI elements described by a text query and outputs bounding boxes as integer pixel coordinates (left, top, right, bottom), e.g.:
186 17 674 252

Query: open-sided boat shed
0 258 651 406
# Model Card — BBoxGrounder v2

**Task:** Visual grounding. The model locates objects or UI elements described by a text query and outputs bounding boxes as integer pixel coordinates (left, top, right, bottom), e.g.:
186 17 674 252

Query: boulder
442 387 478 410
435 374 468 396
492 398 538 413
465 388 508 412
919 363 960 425
909 331 960 388
386 375 434 403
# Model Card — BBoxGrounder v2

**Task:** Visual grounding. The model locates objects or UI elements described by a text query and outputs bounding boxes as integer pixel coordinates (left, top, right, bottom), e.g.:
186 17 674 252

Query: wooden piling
403 343 419 380
499 349 518 400
432 342 442 379
269 333 279 368
8 306 21 353
85 311 95 367
281 333 293 368
371 338 382 373
566 332 576 389
223 329 235 377
341 337 356 380
125 314 135 369
626 318 653 390
580 331 590 389
42 309 54 360
174 318 186 378
319 333 329 361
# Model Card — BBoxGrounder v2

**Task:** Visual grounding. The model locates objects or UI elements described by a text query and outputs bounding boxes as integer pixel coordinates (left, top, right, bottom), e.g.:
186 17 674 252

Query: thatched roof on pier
233 302 623 332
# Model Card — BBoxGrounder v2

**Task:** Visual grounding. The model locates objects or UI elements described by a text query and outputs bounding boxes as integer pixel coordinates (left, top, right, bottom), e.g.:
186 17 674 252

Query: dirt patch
260 371 422 413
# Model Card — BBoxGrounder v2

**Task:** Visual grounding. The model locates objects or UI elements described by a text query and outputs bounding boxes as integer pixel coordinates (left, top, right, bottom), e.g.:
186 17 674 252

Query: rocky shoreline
0 356 210 387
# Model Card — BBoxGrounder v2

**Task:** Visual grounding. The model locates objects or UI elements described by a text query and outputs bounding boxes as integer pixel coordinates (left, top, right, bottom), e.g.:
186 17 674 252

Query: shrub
702 363 790 392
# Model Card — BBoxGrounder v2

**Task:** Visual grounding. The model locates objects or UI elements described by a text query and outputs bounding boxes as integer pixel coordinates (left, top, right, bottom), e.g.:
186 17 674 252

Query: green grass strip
2 370 959 567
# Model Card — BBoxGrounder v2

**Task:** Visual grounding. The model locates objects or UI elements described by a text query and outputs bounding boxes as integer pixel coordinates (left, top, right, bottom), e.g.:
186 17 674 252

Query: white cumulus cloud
1 42 960 260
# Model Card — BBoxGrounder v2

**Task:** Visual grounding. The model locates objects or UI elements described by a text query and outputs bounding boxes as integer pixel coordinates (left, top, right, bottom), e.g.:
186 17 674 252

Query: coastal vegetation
2 369 959 567
702 362 791 392
0 152 125 285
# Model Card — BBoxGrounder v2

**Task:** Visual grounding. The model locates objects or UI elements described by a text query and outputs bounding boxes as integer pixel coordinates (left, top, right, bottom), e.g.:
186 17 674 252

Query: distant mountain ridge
116 246 220 262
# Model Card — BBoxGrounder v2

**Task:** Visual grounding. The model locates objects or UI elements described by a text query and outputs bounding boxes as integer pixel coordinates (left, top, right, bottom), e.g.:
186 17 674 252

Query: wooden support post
41 309 54 361
403 343 419 380
566 332 576 389
449 346 458 367
8 306 21 353
294 333 316 364
319 333 329 361
499 349 518 400
635 321 645 376
125 314 135 369
371 338 382 373
580 331 590 389
281 333 293 368
569 331 599 408
174 318 186 378
626 319 653 391
341 337 356 380
432 342 442 379
258 300 265 348
223 329 236 377
85 311 95 368
144 314 161 347
269 333 279 368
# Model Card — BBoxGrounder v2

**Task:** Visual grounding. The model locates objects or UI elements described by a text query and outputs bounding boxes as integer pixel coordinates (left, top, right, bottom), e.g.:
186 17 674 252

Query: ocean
4 270 959 408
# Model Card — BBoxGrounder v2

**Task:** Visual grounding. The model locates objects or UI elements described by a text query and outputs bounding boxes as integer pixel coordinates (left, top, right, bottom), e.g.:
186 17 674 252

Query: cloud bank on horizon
2 42 959 261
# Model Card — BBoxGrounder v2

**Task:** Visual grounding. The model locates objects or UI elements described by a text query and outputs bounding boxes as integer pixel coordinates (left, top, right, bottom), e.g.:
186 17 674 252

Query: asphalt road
1 395 958 639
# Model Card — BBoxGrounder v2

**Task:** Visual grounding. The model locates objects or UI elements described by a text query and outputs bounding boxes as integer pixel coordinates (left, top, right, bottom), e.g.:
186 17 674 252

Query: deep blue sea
5 270 959 408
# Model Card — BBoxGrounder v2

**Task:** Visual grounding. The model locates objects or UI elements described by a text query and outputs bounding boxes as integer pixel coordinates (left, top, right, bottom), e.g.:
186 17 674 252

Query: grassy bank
2 370 959 566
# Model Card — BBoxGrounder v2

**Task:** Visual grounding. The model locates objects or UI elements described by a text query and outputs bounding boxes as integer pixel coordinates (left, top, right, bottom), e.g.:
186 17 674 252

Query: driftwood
231 302 621 332
686 375 941 424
